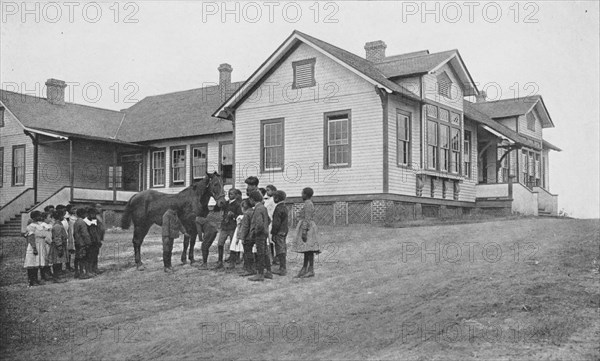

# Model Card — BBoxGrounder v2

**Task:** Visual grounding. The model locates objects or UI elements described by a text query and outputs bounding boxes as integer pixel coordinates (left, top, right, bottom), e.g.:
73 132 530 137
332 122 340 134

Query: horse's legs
181 235 190 264
132 224 150 270
188 232 197 264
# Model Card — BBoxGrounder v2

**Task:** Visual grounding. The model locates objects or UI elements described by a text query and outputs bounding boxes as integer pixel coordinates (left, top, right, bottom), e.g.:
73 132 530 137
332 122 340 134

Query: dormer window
437 71 452 98
292 58 316 89
526 112 536 131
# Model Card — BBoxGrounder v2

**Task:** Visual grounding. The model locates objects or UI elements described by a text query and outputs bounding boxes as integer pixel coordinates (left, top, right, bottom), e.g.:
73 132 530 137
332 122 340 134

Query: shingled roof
0 89 124 139
468 95 554 128
118 82 242 142
373 49 457 78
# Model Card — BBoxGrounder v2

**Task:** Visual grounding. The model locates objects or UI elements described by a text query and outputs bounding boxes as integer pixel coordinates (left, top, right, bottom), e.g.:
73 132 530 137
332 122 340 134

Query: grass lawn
0 217 598 360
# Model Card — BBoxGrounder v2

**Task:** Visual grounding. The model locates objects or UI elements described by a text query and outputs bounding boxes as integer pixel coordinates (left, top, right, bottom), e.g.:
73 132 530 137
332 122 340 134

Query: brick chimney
475 90 487 103
218 63 232 103
364 40 387 63
45 78 67 105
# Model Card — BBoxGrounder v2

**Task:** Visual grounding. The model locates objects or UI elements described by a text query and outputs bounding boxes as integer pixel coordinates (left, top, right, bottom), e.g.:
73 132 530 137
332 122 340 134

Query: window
437 71 452 98
426 104 462 173
292 58 316 89
107 166 123 189
521 150 528 183
12 145 25 186
191 145 208 182
463 130 472 178
527 112 536 131
0 107 4 127
450 128 460 174
324 111 351 168
427 120 438 170
396 111 411 166
261 119 284 172
171 147 186 186
220 142 233 185
498 148 509 183
151 149 166 187
0 147 3 187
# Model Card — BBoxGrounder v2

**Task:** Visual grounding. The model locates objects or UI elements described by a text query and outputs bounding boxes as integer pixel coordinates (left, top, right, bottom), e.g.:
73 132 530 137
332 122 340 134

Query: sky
1 1 599 218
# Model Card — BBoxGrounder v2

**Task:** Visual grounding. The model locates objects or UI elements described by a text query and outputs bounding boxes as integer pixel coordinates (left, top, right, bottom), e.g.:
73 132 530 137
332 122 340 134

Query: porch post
112 147 117 202
508 175 514 199
69 139 74 202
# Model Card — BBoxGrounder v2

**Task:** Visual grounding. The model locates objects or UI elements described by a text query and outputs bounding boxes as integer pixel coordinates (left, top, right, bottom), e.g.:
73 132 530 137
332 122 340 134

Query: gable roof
0 89 124 139
118 82 242 142
373 49 478 96
463 100 540 149
468 95 554 128
214 30 423 117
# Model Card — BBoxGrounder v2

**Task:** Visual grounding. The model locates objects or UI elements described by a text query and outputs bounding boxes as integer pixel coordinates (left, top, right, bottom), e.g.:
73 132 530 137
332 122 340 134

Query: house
0 65 240 235
214 30 560 223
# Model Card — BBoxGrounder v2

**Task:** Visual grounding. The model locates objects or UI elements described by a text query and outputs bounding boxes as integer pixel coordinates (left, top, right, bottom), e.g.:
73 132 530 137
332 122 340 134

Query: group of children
161 176 321 282
23 204 105 287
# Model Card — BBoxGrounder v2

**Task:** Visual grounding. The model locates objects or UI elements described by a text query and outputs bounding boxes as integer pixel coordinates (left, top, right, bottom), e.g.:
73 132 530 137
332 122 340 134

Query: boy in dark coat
162 205 188 272
85 207 105 276
248 191 271 282
214 189 243 270
270 190 288 275
73 208 91 279
237 199 255 276
245 176 259 197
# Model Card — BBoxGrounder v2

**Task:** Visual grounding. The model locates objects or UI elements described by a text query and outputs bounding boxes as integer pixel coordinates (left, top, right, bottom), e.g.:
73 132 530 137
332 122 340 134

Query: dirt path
1 218 598 360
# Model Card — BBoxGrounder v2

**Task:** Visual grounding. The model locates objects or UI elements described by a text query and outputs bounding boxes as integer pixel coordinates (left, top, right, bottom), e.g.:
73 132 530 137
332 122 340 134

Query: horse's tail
120 195 135 230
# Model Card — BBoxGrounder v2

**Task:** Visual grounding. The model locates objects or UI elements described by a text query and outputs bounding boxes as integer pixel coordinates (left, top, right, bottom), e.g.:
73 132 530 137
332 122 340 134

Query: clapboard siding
37 137 116 201
236 42 383 197
497 117 518 131
422 63 463 111
0 107 34 207
395 76 421 98
143 133 231 194
460 119 478 202
517 111 543 140
387 95 421 196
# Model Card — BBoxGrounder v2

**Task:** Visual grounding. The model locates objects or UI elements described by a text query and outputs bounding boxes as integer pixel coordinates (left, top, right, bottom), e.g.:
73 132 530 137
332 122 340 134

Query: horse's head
202 171 227 210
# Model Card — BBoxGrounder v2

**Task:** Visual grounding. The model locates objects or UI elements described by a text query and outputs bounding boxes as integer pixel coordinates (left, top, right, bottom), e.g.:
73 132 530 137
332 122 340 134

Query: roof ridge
474 95 540 104
1 88 123 113
379 49 457 63
135 80 245 100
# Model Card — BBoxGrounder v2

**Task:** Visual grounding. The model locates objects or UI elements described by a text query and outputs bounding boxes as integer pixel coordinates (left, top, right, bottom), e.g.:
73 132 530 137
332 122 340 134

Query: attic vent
437 72 452 98
292 58 316 89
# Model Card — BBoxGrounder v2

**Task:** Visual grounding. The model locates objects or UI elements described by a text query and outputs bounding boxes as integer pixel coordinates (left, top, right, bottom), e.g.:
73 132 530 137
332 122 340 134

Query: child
161 205 188 273
245 176 259 197
66 205 77 272
238 199 256 277
40 212 54 281
85 208 104 276
50 210 68 282
248 190 272 282
214 189 243 270
270 190 288 276
264 185 278 265
23 211 52 286
73 208 91 279
226 199 248 271
292 187 320 278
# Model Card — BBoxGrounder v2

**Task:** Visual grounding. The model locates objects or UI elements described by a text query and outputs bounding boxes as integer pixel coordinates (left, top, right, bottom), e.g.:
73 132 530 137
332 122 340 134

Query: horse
120 172 226 270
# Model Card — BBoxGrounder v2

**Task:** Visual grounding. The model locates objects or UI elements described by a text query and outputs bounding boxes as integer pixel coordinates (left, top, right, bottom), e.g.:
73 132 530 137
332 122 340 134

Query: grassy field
0 217 598 360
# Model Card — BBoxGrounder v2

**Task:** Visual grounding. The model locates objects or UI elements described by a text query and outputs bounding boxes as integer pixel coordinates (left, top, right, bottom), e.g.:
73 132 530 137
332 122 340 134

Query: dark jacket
250 202 270 239
220 199 243 232
238 208 254 241
271 202 288 236
73 218 91 248
162 209 186 239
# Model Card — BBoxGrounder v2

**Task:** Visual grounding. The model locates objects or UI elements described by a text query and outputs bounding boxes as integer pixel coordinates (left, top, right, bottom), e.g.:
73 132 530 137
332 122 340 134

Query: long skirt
291 220 320 253
23 237 50 268
229 227 244 253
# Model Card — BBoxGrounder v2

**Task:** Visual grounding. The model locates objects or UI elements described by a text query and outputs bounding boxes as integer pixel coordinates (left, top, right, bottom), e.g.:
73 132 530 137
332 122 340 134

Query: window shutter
295 63 313 88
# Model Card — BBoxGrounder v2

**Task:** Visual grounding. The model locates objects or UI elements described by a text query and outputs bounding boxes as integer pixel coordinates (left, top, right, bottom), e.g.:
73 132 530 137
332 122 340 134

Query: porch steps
538 209 552 217
0 214 25 237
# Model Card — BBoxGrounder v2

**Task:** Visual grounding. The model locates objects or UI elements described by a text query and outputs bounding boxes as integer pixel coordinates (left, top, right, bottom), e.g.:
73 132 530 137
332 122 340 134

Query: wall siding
235 42 383 197
395 76 421 98
422 63 463 111
0 106 34 207
517 110 543 140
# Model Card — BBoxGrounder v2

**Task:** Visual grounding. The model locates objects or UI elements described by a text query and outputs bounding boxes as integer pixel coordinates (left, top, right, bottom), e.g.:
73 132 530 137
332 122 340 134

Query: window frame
0 107 5 127
0 147 4 187
170 146 186 187
11 144 25 186
323 109 352 169
437 71 453 98
292 58 316 89
190 143 208 184
107 165 123 189
151 148 166 188
260 118 285 173
396 110 411 167
425 103 462 174
219 141 234 185
463 130 472 179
